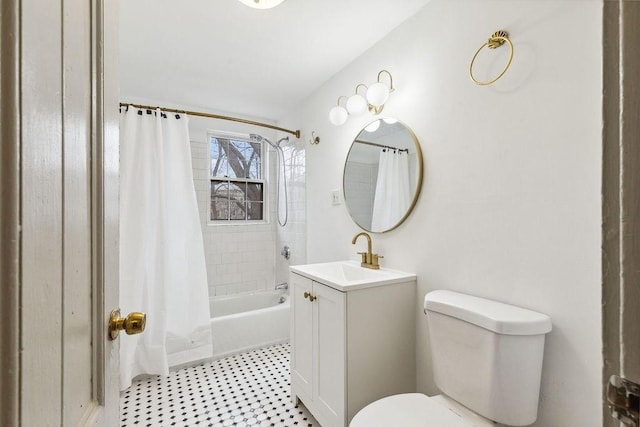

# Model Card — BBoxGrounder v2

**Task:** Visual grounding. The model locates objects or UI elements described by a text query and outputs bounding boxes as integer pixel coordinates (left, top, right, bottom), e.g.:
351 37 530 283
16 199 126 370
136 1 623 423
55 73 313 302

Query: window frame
207 131 268 225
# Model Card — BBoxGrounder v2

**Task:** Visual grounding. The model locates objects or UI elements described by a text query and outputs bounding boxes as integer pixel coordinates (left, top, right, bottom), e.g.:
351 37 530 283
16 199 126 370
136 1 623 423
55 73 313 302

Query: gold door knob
304 291 311 299
109 309 146 340
309 294 317 302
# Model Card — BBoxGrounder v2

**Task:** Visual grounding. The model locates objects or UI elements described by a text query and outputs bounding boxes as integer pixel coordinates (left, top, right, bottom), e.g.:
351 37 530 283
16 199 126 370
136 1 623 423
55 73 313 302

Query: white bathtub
209 289 290 359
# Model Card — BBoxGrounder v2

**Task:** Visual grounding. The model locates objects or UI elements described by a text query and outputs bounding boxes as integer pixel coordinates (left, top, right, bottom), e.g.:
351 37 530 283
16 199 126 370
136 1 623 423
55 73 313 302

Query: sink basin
290 261 416 291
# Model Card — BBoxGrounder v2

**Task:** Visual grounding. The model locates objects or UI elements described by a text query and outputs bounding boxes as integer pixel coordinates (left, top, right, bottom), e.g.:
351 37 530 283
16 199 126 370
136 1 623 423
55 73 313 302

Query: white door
0 0 121 425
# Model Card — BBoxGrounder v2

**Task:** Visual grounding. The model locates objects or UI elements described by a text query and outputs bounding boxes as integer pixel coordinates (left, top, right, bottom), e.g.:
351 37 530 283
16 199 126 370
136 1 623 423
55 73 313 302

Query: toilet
350 290 552 427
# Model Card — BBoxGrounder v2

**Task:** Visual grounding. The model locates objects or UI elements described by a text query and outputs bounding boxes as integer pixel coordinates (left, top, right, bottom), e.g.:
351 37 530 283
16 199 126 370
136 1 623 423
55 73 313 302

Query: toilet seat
349 393 475 427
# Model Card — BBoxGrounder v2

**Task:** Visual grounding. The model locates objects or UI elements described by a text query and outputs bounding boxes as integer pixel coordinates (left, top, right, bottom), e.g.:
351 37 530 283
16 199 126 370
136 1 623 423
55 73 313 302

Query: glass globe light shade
366 82 390 107
237 0 286 9
365 120 381 133
346 94 368 116
329 106 348 126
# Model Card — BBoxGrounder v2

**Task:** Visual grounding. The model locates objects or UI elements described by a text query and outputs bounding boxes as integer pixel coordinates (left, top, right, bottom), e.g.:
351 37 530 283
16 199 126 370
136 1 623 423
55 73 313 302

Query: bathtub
209 289 290 359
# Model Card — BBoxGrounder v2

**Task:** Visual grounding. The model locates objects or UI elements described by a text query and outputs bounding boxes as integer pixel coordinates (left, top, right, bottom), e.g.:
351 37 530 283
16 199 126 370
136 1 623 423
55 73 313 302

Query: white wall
278 1 603 425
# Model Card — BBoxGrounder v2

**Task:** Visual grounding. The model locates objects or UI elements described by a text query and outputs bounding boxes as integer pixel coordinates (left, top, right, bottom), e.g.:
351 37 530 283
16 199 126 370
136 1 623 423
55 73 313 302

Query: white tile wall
343 161 377 230
191 138 279 297
276 139 306 285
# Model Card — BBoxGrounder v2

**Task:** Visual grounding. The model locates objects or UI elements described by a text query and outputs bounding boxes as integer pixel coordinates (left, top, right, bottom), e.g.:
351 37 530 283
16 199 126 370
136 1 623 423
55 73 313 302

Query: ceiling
119 0 431 122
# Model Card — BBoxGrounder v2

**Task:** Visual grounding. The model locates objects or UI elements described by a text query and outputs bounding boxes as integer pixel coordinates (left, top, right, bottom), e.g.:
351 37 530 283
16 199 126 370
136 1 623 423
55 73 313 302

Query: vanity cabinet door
314 281 346 426
291 273 313 400
290 273 347 426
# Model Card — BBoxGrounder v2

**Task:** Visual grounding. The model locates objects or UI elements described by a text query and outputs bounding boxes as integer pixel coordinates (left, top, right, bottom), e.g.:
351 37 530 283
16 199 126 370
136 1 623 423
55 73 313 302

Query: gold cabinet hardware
109 309 146 340
303 291 317 302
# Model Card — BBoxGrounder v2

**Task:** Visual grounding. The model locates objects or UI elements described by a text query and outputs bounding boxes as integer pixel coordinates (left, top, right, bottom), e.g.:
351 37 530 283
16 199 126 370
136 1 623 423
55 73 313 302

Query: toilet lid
350 393 474 427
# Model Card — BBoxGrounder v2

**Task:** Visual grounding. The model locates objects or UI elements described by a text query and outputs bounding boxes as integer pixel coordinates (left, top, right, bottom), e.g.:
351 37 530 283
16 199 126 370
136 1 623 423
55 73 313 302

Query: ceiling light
237 0 287 9
329 70 395 126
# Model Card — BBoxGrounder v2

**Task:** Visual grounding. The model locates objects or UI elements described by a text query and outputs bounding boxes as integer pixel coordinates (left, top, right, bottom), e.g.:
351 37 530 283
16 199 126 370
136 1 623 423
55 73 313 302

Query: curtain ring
469 30 513 86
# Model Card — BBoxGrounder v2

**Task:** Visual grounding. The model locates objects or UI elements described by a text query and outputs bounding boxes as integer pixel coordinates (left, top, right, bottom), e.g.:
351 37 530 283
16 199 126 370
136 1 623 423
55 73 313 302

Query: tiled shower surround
120 344 318 427
275 142 306 286
190 136 306 297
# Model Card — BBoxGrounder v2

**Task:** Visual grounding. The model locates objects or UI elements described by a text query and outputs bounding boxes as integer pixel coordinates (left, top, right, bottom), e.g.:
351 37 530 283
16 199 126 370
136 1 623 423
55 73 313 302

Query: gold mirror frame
343 118 423 233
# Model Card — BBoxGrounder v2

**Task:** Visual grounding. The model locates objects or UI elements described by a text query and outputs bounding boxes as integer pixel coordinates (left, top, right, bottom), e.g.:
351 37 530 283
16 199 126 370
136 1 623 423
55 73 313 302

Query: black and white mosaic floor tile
120 344 319 427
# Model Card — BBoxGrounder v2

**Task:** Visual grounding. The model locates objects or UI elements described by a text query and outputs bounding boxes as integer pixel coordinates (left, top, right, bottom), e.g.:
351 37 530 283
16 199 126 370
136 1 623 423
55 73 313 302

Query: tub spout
275 282 288 291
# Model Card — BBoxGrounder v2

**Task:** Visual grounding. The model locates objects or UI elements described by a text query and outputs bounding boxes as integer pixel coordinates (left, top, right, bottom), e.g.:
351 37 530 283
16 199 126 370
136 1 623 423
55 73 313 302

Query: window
209 134 265 222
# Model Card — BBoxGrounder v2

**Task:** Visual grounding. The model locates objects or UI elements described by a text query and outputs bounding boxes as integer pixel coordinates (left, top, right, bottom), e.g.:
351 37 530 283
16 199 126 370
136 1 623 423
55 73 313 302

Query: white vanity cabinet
289 267 416 427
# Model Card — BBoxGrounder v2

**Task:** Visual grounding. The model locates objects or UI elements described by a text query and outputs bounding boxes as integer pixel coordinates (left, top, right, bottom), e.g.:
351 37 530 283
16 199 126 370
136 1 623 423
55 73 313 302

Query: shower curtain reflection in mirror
371 149 411 231
119 107 212 390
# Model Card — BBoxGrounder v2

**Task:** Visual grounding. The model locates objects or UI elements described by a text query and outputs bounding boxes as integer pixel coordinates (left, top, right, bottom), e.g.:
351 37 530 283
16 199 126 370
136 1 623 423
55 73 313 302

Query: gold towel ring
469 30 514 86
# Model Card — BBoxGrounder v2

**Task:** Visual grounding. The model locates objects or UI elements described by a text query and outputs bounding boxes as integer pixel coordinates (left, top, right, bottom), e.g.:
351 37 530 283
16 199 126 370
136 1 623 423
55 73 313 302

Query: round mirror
343 118 423 233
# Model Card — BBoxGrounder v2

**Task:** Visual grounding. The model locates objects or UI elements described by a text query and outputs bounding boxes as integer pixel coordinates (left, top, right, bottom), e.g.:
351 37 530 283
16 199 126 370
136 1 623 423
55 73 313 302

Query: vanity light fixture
328 69 395 126
346 84 369 116
329 96 349 126
236 0 286 9
367 70 394 112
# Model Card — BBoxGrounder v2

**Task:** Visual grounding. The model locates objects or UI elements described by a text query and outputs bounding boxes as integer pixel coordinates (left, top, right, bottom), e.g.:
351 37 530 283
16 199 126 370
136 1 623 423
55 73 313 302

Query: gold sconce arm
354 83 368 96
377 69 395 92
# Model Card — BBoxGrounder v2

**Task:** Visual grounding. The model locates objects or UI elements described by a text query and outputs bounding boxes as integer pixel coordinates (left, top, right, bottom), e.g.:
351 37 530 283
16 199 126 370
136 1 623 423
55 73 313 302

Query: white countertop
290 260 416 291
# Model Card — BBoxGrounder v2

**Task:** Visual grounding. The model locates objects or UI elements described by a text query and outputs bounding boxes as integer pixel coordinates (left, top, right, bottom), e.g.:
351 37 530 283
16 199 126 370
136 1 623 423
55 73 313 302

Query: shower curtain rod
119 102 301 138
355 139 409 153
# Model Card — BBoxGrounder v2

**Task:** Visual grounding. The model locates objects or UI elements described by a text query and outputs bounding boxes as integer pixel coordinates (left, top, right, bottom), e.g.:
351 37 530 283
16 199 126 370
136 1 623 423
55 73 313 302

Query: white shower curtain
119 108 212 390
371 149 412 231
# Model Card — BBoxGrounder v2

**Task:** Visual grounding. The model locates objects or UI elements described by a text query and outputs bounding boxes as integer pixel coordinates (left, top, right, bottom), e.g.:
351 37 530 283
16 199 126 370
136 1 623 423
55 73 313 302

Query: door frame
0 0 120 425
0 0 22 424
602 1 640 426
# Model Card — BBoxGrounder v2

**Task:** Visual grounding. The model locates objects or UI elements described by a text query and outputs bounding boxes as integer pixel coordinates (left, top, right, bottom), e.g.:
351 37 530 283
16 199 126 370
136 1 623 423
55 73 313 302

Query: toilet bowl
350 290 552 427
350 393 495 427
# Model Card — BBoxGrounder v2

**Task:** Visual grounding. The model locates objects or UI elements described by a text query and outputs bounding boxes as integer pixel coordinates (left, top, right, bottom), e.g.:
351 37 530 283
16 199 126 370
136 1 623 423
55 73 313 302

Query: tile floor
120 343 319 427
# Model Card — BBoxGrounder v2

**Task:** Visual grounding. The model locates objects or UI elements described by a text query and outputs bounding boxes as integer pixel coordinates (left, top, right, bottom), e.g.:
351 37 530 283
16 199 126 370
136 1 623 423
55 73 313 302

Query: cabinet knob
303 291 317 302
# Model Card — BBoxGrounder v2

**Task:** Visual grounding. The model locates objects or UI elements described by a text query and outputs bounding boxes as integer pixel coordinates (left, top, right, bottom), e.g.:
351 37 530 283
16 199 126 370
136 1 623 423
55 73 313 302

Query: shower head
249 133 280 149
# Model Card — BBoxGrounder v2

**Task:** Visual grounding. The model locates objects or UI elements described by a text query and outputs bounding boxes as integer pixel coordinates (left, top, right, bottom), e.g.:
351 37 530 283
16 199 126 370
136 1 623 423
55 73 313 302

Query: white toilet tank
424 290 552 426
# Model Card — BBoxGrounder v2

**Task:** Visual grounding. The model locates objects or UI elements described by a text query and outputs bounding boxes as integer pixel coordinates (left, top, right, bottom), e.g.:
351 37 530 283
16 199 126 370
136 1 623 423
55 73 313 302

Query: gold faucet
351 232 383 269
